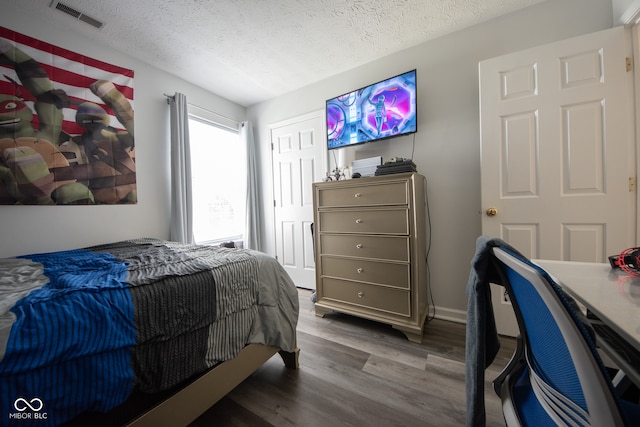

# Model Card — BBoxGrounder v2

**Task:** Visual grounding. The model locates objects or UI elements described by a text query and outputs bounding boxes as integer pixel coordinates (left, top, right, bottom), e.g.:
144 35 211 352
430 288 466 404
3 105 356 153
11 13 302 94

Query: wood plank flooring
190 289 515 427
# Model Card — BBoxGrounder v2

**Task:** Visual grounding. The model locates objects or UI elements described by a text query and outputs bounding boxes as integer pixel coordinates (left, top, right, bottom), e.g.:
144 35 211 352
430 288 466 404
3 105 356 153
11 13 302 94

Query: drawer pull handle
357 268 363 273
357 292 364 298
354 193 362 198
356 244 363 249
355 218 363 224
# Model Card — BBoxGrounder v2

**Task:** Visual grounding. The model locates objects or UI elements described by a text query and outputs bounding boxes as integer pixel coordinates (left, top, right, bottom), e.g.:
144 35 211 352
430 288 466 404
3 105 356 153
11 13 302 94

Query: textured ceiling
10 0 546 107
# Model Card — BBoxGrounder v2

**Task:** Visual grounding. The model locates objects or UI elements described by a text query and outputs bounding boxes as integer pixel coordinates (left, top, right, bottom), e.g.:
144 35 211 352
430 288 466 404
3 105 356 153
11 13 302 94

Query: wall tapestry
0 27 135 205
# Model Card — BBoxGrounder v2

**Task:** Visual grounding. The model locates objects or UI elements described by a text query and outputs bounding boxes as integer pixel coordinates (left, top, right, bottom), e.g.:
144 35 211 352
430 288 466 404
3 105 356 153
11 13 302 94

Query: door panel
271 111 326 289
480 26 635 336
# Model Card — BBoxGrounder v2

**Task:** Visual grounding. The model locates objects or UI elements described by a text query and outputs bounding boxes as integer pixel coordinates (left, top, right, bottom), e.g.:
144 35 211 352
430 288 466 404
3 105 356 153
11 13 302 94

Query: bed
0 238 299 426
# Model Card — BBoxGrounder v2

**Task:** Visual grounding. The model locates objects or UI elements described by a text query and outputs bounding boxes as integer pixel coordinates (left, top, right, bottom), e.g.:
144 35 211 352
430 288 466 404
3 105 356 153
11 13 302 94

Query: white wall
0 2 245 258
613 0 640 23
247 0 615 322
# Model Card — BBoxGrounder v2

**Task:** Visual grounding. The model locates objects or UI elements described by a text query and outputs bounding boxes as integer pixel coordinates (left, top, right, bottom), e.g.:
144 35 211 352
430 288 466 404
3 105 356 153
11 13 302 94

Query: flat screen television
326 69 417 150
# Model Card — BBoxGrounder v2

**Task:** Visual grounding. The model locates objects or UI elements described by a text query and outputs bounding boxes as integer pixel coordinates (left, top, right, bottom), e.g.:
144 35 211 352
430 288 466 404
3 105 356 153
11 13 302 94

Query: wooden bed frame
126 344 299 426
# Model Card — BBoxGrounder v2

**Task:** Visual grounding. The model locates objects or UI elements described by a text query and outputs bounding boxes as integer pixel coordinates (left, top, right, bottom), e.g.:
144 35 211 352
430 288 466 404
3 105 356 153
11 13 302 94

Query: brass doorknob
486 207 498 216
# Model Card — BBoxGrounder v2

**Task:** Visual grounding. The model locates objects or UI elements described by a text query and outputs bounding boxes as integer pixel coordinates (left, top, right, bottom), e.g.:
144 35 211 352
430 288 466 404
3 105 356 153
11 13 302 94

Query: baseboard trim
430 305 466 324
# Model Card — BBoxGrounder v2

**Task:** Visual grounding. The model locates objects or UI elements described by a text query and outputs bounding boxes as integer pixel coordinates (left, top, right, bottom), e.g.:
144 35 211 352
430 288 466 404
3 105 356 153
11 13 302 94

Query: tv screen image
326 69 417 150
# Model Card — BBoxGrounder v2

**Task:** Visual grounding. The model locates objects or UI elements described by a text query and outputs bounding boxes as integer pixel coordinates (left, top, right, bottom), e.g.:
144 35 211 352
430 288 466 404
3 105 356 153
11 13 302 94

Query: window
188 115 245 245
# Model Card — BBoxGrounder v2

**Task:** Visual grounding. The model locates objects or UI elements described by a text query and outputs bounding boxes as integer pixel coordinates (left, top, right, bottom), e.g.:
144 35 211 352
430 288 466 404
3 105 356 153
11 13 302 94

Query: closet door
479 26 635 336
271 111 326 289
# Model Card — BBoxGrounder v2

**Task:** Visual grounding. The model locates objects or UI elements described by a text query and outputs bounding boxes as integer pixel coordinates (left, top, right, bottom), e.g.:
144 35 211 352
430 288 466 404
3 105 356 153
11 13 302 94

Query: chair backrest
492 247 627 426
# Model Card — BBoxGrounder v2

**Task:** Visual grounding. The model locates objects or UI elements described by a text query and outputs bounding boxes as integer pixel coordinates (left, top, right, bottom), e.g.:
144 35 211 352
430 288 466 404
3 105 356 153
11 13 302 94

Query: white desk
533 259 640 385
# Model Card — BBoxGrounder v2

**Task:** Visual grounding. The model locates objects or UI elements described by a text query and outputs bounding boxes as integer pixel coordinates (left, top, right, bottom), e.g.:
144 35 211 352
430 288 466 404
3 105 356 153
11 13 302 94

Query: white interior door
271 111 326 289
480 26 636 336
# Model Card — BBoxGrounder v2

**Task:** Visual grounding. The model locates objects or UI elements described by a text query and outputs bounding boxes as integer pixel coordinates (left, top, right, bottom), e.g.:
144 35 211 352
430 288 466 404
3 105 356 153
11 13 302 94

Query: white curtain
242 121 261 250
169 92 194 244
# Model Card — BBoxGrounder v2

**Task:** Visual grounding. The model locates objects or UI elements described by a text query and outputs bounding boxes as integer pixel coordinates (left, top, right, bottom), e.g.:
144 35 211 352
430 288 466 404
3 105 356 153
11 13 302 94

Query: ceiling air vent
49 1 105 30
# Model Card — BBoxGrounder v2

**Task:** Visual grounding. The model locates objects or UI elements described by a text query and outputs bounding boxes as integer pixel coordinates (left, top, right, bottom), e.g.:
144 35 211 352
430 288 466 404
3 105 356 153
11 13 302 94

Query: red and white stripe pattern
0 26 134 137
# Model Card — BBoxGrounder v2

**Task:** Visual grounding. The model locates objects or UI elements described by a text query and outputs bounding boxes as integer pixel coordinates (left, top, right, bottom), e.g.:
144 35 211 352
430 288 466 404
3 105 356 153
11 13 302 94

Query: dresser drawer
319 234 410 262
321 277 410 317
318 208 409 234
316 181 408 208
322 256 410 289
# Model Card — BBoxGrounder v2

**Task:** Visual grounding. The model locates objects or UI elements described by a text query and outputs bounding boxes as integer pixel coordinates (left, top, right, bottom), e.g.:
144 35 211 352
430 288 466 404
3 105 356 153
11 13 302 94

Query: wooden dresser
312 172 428 343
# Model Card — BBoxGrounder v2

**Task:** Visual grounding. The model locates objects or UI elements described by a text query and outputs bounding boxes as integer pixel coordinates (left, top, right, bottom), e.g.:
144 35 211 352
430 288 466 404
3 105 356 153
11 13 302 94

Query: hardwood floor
190 289 516 427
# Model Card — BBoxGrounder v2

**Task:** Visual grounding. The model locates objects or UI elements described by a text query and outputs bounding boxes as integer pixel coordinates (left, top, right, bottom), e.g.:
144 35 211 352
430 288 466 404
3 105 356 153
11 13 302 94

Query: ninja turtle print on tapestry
0 26 136 205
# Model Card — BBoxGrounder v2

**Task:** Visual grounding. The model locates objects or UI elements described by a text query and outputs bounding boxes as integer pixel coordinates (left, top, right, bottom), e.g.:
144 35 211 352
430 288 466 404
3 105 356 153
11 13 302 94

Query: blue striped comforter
0 239 299 426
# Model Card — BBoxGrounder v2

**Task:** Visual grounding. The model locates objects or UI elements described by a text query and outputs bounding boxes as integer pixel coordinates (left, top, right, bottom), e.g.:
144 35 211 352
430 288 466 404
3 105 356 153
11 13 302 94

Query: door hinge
630 177 636 192
626 57 632 72
273 199 276 207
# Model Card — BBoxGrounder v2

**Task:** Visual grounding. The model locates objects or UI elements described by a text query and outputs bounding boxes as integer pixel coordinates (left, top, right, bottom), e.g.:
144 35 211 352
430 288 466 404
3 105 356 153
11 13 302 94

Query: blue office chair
491 246 640 426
